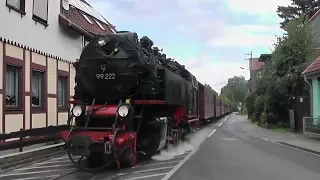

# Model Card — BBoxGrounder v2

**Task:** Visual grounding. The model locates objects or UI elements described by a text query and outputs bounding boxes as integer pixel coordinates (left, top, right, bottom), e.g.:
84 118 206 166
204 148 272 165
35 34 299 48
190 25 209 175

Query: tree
220 75 248 111
245 14 317 127
277 0 320 29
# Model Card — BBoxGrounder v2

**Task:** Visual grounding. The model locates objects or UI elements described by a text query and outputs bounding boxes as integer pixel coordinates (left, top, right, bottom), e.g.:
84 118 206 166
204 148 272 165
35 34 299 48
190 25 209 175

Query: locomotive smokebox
75 33 149 103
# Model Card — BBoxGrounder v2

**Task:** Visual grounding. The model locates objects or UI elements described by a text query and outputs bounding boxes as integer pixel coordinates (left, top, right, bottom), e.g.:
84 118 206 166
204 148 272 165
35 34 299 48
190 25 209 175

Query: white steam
151 128 211 161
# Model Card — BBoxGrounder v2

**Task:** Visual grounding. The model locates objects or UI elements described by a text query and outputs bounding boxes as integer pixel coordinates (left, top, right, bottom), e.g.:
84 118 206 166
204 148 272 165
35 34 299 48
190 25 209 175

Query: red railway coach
198 83 214 122
215 97 221 117
198 82 223 123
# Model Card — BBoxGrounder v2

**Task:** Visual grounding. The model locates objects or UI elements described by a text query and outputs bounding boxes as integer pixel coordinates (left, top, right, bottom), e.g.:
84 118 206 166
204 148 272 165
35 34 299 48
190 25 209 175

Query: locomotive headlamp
98 39 107 46
71 106 83 117
118 105 129 117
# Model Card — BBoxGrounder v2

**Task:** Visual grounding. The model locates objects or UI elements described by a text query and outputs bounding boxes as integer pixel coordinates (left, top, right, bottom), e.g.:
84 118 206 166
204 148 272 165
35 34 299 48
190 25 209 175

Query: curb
0 142 65 171
236 124 276 143
237 123 320 156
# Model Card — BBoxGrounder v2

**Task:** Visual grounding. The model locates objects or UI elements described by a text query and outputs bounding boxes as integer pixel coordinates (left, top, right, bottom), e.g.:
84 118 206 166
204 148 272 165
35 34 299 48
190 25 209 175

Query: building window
6 0 25 14
32 70 44 108
32 0 49 25
95 20 105 30
6 65 21 108
81 13 93 24
58 76 67 108
82 35 91 48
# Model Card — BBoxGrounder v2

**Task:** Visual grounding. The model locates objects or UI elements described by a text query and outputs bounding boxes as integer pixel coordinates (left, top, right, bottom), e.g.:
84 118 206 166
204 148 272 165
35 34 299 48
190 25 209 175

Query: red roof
302 56 320 75
309 9 320 22
59 4 116 36
249 58 264 71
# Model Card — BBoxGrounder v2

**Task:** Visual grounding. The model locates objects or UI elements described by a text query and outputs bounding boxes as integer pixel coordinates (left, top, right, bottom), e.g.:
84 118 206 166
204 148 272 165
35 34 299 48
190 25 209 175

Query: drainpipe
304 74 313 116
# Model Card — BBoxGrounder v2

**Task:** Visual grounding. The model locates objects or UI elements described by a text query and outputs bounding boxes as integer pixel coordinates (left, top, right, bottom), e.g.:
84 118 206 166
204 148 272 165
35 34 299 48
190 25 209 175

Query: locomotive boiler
61 31 200 170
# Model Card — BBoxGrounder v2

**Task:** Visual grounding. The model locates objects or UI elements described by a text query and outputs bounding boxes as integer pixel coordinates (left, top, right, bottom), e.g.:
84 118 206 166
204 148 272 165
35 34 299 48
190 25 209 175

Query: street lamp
240 67 249 70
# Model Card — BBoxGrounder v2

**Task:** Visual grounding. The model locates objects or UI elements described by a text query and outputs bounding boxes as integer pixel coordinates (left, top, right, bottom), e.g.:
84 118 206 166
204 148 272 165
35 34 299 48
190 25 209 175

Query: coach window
6 65 21 109
58 76 68 108
32 70 44 108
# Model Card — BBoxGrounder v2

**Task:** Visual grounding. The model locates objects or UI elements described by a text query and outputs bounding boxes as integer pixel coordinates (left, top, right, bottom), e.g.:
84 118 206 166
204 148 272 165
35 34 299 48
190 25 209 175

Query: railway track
0 117 229 180
0 148 192 180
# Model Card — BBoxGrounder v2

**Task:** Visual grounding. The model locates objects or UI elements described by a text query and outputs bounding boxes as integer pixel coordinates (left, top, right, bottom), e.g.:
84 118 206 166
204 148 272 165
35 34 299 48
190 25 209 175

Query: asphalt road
169 114 320 180
1 114 320 180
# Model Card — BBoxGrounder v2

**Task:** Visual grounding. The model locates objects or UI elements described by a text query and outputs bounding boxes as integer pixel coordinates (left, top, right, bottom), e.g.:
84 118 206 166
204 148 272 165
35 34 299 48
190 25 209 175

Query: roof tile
302 56 320 75
60 6 115 35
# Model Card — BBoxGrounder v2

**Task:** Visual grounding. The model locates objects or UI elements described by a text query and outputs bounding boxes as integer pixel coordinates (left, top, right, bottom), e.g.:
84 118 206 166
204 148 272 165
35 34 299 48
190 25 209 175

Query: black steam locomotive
63 31 200 170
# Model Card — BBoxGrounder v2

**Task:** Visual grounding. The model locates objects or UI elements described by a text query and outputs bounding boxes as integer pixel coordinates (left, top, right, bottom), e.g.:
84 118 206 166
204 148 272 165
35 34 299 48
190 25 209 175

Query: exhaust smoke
151 128 212 161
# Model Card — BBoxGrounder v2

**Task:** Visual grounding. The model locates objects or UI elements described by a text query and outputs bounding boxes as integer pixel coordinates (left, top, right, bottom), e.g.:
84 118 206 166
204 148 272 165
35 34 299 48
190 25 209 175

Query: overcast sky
88 0 290 92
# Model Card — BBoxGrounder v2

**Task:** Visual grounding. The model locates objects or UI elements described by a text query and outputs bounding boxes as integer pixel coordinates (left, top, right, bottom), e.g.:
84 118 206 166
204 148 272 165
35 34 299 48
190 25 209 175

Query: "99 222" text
96 73 116 80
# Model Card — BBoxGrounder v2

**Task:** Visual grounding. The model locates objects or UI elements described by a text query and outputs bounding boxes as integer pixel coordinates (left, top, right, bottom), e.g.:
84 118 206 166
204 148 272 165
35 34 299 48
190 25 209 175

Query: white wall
0 1 82 61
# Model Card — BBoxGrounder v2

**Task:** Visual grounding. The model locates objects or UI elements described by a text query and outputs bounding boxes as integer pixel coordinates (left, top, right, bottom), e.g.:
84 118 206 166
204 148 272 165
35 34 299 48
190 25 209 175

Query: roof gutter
304 74 313 116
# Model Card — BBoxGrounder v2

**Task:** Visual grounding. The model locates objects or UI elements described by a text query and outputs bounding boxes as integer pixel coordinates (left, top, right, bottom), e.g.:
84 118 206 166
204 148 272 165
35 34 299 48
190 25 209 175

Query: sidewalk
237 115 320 154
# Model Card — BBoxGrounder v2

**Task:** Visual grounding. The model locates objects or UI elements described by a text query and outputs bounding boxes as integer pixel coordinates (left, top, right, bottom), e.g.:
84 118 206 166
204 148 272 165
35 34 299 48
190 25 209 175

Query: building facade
248 57 264 92
0 0 115 134
301 9 320 119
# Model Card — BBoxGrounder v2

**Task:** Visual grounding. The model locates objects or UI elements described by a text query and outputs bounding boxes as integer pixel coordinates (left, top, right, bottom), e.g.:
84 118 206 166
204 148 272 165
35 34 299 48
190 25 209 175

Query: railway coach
198 82 231 124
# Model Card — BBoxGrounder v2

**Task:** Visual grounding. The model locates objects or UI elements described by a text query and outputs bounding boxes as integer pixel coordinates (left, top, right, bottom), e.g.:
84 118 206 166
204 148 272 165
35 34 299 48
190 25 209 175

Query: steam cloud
151 128 211 161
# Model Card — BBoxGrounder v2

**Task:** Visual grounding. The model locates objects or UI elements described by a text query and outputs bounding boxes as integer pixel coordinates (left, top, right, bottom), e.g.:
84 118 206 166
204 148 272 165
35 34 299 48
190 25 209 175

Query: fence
0 125 68 152
302 117 320 139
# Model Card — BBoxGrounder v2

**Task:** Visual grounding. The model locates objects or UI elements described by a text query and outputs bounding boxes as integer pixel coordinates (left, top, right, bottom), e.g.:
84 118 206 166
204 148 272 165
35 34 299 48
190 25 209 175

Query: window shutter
33 0 48 21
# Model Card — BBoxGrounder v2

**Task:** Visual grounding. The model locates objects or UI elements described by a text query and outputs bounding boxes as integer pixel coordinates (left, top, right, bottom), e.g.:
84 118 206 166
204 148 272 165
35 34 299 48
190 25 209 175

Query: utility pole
244 51 252 92
244 51 252 60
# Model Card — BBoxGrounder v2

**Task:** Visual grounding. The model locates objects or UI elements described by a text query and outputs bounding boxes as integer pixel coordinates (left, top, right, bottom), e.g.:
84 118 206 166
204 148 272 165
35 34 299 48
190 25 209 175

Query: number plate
96 73 116 80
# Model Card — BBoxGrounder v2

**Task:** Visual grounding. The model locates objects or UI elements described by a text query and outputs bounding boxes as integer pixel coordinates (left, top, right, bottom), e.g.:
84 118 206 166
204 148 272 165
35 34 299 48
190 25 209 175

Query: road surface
1 114 320 180
169 114 320 180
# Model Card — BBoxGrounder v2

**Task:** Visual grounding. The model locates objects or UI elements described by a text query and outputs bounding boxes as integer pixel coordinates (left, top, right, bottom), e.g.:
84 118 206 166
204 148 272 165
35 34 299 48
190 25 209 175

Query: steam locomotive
61 31 231 170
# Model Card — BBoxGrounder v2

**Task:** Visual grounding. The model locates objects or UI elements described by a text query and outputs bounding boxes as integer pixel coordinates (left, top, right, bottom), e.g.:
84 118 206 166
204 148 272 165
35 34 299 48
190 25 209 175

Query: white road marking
13 164 73 171
218 122 224 126
124 173 167 180
133 166 175 174
133 160 181 168
11 175 59 180
0 168 76 178
222 138 236 141
161 143 201 180
207 129 217 137
161 116 230 180
35 160 71 164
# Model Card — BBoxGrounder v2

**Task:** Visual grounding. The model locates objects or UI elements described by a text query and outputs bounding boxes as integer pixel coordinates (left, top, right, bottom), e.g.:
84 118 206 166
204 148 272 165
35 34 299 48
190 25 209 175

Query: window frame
31 70 45 109
57 76 68 109
6 0 26 15
32 0 49 26
5 64 22 110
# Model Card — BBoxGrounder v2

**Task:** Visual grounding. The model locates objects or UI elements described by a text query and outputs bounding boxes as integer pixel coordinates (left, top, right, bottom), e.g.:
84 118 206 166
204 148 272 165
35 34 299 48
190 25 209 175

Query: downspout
304 74 313 116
